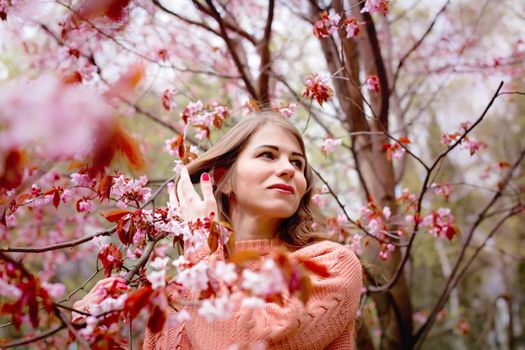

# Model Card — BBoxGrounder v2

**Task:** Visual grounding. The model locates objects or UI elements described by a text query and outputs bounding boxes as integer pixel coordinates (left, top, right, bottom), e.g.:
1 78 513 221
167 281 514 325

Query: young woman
76 112 363 349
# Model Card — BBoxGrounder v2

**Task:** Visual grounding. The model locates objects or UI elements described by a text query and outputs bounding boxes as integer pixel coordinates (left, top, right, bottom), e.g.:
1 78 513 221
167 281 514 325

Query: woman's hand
72 277 129 321
169 166 218 222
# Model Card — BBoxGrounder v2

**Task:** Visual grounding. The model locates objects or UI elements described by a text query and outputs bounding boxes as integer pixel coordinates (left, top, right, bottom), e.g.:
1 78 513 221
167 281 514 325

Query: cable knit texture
143 239 362 350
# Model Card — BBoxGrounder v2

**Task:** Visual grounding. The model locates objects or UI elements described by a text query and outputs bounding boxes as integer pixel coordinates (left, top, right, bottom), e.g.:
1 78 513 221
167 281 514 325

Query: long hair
176 112 327 249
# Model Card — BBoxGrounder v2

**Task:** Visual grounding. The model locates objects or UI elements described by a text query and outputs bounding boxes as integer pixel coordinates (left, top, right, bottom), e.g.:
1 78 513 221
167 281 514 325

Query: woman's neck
230 211 281 241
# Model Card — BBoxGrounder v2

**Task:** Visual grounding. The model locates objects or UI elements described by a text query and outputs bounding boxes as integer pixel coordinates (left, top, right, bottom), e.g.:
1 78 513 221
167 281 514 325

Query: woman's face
229 124 307 220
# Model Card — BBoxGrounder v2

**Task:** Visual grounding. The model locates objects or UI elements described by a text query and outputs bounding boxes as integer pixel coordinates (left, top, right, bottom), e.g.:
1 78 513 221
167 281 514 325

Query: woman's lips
268 184 294 194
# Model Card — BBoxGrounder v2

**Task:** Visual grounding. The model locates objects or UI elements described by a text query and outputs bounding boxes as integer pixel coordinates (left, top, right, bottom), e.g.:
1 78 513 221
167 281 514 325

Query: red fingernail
202 172 210 181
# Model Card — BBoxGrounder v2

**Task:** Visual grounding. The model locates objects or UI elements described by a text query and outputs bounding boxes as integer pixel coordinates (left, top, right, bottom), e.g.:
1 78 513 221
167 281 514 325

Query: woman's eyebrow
254 145 305 159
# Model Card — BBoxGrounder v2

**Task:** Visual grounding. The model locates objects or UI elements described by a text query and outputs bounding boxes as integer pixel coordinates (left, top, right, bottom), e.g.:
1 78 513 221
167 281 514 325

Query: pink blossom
313 11 341 39
42 282 66 299
461 139 487 156
197 295 234 323
391 146 405 160
6 214 17 228
147 269 166 290
275 103 297 118
78 199 96 213
343 17 361 39
361 0 389 16
212 261 238 286
365 75 380 93
70 172 94 187
162 89 177 111
241 296 266 309
167 309 191 329
150 256 170 270
321 137 342 155
0 278 22 299
181 100 203 120
0 75 113 161
302 74 333 106
382 206 391 220
111 174 152 208
241 259 286 297
176 261 209 291
440 133 454 145
311 193 327 207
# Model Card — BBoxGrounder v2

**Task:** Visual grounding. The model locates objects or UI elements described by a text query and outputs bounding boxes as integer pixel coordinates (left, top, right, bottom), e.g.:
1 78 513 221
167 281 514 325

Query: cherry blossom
147 257 170 290
175 260 209 291
361 0 389 16
302 74 333 106
313 11 341 39
197 294 234 323
0 278 22 299
212 261 238 286
273 102 297 118
162 89 177 111
321 137 342 155
241 296 266 309
342 17 361 39
110 174 152 208
241 259 286 297
365 75 380 93
0 75 113 161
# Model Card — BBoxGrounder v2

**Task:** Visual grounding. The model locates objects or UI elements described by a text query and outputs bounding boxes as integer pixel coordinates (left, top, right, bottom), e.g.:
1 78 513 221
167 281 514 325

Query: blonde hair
177 112 327 249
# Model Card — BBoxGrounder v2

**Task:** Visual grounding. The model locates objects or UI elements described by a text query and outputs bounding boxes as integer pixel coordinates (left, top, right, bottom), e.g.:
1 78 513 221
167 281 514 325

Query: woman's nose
276 157 295 177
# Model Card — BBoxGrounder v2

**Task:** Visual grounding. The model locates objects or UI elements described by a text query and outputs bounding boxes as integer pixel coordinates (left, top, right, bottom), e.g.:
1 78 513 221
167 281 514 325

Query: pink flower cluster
313 11 340 38
110 174 152 208
313 11 363 40
180 101 230 140
321 137 342 155
440 122 487 156
361 0 389 16
302 74 333 106
0 75 113 161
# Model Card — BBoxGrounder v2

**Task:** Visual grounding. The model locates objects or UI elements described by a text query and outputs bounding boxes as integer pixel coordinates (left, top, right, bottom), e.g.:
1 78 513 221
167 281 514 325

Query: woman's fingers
177 166 199 202
168 181 178 207
200 172 218 218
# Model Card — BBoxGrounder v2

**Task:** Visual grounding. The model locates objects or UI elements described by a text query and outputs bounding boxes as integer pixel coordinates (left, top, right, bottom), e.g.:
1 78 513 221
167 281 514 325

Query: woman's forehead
245 124 304 153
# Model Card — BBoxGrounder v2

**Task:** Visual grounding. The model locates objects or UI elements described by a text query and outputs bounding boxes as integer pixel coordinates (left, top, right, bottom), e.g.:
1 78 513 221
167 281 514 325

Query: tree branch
200 0 260 101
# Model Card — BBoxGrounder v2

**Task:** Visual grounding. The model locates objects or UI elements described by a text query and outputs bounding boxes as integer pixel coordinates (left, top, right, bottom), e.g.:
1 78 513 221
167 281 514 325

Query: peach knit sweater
143 239 362 350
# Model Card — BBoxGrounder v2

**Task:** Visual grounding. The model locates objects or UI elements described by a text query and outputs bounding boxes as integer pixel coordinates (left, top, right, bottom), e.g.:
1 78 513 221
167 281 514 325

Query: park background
0 0 524 349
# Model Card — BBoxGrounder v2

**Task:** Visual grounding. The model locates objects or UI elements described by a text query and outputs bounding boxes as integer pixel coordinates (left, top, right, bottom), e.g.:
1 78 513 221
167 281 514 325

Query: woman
77 112 363 349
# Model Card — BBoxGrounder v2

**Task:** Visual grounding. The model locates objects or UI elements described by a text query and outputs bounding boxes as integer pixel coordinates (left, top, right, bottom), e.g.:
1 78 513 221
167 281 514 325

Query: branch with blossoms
412 147 525 348
369 81 505 291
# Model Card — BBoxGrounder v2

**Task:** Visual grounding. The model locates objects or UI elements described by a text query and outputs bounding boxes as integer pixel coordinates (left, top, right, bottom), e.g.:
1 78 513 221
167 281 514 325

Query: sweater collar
234 239 283 256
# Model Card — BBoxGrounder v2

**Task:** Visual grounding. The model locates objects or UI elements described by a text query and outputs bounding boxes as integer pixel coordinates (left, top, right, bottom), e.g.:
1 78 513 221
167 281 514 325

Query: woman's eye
260 151 274 159
291 160 303 169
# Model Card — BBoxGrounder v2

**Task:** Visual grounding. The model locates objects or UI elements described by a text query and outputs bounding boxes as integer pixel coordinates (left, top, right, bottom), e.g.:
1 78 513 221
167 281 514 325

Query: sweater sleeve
184 240 363 350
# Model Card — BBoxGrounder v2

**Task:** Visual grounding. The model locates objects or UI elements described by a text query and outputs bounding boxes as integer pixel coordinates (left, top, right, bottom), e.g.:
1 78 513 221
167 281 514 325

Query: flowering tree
1 0 524 349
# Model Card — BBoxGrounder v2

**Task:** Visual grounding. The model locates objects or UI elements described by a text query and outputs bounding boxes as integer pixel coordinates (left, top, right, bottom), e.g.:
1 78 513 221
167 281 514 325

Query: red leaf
0 209 6 227
146 305 166 333
52 191 60 209
207 226 219 254
89 123 145 177
298 258 331 277
399 137 411 144
103 209 132 222
116 218 135 245
77 0 132 22
0 149 27 191
125 286 154 319
98 243 124 277
62 71 83 84
98 175 113 200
